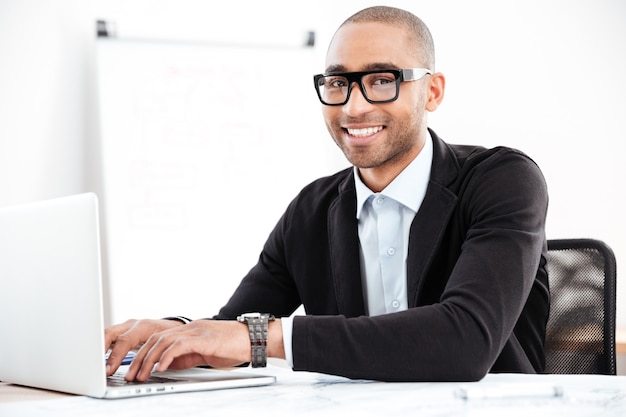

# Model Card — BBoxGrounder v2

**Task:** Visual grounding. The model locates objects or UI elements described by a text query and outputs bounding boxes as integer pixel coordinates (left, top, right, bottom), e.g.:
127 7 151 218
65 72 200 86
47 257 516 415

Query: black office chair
544 238 617 374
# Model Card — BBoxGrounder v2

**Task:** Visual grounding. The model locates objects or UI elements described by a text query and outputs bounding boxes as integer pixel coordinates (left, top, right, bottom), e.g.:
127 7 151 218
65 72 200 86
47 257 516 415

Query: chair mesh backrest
545 239 617 374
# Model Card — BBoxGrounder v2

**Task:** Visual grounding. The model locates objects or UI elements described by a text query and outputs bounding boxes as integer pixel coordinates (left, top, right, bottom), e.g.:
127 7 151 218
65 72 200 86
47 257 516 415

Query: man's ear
425 72 445 112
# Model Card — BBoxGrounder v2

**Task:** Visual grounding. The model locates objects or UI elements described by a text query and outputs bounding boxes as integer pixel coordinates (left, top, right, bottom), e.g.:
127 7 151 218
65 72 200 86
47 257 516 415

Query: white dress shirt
281 133 433 365
353 133 433 315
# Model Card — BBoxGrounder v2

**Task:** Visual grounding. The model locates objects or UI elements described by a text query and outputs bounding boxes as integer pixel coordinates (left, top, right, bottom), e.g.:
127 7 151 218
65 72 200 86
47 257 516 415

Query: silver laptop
0 193 275 399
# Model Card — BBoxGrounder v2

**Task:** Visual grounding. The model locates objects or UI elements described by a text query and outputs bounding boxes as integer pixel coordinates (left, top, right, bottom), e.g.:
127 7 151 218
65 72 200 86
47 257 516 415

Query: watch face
237 312 274 322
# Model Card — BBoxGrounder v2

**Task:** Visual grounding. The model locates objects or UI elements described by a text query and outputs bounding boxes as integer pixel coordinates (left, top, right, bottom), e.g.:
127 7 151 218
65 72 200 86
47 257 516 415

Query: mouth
344 125 384 139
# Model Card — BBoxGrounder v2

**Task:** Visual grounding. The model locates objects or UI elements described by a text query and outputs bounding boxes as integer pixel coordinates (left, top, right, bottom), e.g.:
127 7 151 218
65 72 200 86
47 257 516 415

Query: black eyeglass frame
313 68 432 106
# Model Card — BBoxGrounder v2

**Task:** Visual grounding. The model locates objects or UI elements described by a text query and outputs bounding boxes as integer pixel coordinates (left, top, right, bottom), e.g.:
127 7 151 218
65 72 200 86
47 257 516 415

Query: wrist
267 319 285 360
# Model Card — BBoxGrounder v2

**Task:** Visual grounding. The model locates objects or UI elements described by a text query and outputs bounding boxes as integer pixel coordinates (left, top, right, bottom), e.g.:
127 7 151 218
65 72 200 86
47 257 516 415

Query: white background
0 1 624 330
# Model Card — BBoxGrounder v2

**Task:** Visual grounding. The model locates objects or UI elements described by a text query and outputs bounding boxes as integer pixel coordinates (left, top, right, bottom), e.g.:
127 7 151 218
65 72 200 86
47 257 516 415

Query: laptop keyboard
107 372 181 386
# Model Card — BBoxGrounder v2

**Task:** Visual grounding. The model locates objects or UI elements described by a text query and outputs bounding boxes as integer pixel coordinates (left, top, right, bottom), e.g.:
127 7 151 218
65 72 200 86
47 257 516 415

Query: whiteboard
96 39 344 324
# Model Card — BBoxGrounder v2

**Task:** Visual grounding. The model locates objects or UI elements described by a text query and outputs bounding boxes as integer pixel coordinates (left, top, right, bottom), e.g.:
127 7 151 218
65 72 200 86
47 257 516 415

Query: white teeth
347 126 383 137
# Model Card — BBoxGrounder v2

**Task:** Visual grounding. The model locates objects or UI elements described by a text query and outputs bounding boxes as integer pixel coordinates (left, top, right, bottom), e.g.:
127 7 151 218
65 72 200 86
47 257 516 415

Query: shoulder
463 146 545 191
430 129 541 172
448 143 541 174
429 130 544 190
435 134 545 189
429 131 547 205
451 145 548 213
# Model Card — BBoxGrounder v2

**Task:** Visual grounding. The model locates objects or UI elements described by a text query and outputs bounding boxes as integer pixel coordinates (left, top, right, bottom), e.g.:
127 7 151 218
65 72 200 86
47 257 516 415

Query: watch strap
249 316 268 368
237 313 275 368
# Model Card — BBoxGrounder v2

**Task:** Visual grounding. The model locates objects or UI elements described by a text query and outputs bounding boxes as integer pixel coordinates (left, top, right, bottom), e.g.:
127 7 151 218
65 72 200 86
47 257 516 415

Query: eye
326 77 348 88
371 75 396 86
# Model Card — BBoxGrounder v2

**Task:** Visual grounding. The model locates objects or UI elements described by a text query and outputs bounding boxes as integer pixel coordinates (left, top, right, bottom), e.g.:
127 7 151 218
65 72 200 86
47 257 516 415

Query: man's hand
125 319 252 381
104 318 183 376
106 317 285 381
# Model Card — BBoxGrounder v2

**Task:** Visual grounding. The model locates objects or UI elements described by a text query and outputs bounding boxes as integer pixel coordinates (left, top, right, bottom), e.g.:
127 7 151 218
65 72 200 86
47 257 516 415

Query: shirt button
387 247 396 256
376 197 384 205
391 300 400 309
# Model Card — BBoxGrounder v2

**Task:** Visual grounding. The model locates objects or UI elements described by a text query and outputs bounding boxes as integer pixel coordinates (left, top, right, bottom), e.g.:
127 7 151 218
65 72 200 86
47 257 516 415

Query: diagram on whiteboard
97 39 345 323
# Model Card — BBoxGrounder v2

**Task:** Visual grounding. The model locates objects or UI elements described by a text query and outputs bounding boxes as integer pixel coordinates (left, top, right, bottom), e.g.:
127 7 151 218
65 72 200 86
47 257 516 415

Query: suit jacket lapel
406 131 460 306
328 171 366 317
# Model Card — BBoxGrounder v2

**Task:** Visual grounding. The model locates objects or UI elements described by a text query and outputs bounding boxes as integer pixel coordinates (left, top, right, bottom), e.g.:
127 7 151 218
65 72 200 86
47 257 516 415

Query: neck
358 140 424 193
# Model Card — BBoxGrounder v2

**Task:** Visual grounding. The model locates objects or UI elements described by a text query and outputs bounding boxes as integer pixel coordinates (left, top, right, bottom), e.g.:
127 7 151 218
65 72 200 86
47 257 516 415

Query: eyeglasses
313 68 432 106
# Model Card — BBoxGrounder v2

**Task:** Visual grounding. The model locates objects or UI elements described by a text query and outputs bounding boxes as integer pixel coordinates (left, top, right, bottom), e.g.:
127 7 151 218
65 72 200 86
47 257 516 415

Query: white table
2 362 626 416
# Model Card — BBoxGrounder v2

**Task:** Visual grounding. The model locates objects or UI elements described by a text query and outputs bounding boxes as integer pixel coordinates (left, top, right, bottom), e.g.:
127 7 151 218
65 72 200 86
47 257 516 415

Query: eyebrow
324 62 400 74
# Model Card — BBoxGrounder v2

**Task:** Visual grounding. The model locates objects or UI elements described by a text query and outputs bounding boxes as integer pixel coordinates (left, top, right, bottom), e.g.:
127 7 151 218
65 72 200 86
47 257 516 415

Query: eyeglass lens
317 72 398 105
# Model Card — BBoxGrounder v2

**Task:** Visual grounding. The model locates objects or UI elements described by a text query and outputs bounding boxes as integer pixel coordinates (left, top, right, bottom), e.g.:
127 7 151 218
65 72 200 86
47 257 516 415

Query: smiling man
105 6 550 382
318 17 439 193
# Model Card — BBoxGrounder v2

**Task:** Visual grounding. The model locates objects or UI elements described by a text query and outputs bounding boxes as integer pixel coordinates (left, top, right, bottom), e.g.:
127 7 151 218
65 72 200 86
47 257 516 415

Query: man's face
322 22 431 179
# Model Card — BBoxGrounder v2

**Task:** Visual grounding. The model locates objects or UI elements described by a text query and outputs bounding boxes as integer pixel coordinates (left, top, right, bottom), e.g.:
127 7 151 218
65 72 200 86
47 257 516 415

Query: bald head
335 6 435 70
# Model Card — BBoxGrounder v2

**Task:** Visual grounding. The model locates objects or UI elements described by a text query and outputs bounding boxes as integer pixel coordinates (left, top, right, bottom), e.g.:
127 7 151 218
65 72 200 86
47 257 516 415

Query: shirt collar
355 131 433 219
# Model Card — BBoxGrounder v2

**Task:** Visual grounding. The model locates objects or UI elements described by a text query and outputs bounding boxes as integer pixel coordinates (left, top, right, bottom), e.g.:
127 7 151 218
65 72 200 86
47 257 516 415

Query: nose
342 82 375 116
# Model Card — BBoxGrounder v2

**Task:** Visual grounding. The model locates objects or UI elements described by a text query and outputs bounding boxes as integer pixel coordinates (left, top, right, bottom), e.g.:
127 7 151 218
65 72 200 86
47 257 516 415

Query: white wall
1 0 624 326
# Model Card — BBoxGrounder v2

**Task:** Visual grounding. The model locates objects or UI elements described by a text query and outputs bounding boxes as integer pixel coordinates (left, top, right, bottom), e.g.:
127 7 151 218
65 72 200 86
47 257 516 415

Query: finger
153 338 195 372
106 340 134 376
124 337 152 381
104 321 133 352
106 325 143 376
130 326 202 380
126 331 172 381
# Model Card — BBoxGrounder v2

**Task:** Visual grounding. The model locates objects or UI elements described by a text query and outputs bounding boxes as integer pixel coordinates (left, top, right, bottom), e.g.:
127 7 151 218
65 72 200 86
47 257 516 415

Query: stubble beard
330 116 421 170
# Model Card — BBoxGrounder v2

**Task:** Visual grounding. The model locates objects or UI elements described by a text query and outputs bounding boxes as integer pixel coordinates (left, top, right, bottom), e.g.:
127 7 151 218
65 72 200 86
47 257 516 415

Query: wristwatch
237 313 275 367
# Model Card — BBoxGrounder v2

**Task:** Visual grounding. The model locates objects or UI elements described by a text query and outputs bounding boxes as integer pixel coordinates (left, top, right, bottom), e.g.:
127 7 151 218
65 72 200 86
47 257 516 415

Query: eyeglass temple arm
402 68 432 81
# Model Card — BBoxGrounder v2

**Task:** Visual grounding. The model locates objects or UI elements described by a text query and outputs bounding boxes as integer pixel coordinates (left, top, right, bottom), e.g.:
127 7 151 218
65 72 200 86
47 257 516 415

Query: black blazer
217 129 550 382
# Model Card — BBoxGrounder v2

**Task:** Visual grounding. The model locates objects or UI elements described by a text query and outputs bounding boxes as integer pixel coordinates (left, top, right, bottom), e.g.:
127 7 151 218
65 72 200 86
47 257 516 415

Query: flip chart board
97 38 343 323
